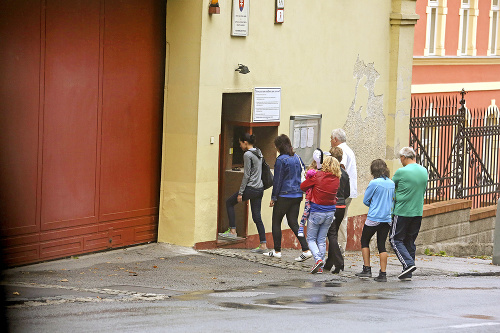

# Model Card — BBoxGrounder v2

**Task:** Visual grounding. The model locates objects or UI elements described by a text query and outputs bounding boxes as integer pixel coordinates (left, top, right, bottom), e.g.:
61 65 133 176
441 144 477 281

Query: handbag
250 150 273 190
296 154 306 182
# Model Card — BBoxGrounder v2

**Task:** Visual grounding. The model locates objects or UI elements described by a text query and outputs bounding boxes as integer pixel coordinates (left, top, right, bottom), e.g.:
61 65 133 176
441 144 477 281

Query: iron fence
409 90 500 209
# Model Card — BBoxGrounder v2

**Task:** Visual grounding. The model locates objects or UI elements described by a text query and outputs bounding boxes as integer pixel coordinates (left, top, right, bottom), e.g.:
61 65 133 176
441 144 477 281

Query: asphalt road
5 275 500 332
3 244 500 332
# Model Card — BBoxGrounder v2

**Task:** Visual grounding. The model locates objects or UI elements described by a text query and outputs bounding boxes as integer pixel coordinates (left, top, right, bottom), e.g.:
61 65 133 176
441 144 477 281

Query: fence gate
409 90 500 209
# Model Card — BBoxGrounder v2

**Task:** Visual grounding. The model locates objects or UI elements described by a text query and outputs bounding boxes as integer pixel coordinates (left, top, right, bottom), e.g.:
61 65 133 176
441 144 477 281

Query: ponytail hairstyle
274 134 294 156
239 132 256 145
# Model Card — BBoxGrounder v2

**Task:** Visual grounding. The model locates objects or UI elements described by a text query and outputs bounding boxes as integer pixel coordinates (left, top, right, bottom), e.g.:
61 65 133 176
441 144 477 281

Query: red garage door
0 0 165 266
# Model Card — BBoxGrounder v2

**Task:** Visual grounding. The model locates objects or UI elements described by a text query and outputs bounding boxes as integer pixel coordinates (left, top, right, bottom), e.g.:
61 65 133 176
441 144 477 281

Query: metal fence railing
410 90 500 209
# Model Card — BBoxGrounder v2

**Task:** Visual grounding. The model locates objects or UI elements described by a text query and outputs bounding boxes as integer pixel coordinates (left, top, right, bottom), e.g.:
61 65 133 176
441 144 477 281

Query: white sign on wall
231 0 249 37
275 0 284 23
253 87 281 122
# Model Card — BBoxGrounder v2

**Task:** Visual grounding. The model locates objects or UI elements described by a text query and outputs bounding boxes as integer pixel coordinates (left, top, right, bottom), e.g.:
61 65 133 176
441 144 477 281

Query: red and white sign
275 0 284 24
276 9 284 23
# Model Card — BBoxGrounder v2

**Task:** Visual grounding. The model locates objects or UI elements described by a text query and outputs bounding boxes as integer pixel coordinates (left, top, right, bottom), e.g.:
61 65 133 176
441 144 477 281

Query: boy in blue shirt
355 159 395 282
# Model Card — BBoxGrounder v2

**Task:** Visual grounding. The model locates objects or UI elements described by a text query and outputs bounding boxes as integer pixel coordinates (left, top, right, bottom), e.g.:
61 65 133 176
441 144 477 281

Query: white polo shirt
339 142 358 198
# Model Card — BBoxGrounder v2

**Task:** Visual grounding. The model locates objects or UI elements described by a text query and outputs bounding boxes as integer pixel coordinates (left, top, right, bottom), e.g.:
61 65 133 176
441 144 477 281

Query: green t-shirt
392 163 428 217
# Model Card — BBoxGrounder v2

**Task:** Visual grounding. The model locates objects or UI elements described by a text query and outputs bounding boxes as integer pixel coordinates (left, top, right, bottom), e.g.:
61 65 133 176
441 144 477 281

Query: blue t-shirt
363 177 395 223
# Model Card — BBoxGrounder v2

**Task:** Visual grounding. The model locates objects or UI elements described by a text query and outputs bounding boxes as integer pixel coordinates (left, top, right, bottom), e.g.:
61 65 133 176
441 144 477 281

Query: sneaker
317 267 323 274
295 250 313 262
218 228 237 239
251 245 266 254
355 265 372 278
263 250 282 258
374 270 387 282
399 271 413 281
311 260 324 274
398 265 416 280
297 226 304 237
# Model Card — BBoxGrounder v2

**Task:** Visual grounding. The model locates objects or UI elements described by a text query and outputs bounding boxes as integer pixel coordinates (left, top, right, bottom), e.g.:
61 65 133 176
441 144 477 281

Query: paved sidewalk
202 247 500 277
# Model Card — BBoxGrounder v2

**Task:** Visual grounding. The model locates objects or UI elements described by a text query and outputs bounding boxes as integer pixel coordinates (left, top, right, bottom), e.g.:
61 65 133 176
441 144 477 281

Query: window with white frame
458 0 478 56
425 0 447 56
489 0 500 55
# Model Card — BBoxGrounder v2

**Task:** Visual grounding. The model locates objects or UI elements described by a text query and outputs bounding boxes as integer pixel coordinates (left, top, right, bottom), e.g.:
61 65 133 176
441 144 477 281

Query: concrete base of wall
415 199 497 257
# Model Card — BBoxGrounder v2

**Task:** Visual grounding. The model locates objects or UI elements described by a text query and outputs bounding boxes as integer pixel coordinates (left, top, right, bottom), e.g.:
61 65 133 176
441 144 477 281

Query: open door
217 93 278 246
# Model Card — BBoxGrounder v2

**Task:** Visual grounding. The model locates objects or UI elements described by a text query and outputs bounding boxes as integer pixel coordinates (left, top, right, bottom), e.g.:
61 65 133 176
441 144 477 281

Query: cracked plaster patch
343 56 385 196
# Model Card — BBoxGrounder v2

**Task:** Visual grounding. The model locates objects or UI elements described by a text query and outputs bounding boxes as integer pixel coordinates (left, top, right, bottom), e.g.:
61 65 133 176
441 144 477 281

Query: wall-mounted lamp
209 0 220 14
235 64 250 74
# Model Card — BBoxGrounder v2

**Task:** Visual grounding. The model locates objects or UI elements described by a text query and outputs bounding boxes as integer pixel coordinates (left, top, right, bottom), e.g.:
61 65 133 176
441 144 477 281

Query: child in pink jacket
298 149 324 238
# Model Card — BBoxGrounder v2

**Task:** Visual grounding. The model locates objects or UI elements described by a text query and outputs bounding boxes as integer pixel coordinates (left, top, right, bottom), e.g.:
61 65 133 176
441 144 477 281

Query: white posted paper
300 128 307 149
293 128 300 149
253 87 281 122
307 127 314 147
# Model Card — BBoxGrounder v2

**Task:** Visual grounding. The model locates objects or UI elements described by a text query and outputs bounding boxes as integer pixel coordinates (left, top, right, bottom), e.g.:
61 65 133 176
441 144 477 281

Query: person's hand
237 195 243 203
269 200 275 207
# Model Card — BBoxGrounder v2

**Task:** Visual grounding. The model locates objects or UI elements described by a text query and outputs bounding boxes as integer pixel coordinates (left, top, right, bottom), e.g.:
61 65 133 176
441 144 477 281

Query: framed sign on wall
231 0 249 36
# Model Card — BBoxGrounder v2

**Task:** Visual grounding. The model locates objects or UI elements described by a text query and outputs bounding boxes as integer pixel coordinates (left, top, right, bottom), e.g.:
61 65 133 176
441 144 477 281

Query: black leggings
360 223 390 253
323 207 346 270
272 196 309 252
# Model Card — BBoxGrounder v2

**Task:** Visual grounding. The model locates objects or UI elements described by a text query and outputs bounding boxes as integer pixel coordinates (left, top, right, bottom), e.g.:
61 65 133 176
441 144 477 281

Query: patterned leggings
299 200 311 227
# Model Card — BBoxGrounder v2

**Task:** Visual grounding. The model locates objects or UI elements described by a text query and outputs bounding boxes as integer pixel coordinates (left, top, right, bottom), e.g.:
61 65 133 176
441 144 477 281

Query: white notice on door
253 87 281 122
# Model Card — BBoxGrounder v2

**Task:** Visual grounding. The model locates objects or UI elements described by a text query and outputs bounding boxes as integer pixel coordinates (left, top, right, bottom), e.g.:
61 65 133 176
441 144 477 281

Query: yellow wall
158 0 203 245
159 0 418 246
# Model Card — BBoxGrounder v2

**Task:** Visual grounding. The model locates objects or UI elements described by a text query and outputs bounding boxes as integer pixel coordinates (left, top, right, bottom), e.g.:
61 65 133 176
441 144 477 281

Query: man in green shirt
390 147 428 280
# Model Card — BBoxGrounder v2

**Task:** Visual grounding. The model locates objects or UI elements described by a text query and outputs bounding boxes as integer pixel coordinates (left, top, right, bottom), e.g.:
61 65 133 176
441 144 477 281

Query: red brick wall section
346 214 367 251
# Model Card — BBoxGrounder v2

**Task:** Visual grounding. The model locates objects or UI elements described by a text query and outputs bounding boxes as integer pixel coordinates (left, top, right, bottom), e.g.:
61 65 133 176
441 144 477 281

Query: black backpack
250 150 273 190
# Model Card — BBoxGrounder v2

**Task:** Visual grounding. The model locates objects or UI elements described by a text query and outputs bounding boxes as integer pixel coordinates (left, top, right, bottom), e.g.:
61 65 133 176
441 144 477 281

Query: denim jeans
389 215 422 269
306 211 335 262
226 187 266 243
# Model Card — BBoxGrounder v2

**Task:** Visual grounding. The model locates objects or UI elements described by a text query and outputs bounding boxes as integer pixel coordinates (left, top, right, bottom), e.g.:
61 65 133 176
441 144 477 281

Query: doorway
217 93 279 245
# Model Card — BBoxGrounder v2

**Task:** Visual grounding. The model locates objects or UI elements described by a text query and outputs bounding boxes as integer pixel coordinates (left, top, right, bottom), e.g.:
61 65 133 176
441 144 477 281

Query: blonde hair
321 156 341 177
307 160 318 171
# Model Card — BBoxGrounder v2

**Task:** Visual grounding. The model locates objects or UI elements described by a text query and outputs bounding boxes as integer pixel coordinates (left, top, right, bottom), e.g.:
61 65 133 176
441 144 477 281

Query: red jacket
300 171 340 206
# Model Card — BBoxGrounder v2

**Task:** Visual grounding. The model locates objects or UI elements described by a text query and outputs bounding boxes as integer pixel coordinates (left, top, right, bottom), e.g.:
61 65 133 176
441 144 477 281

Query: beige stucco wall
159 0 418 246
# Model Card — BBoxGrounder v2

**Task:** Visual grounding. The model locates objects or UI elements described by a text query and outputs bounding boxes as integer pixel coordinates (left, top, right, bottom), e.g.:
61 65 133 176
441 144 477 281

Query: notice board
289 114 322 165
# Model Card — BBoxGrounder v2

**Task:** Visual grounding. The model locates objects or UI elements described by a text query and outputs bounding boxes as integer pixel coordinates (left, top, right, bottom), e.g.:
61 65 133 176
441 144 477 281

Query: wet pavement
2 243 500 332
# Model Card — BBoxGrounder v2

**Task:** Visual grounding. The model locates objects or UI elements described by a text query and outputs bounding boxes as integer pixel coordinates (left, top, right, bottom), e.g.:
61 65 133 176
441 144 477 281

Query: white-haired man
390 147 428 280
330 128 357 251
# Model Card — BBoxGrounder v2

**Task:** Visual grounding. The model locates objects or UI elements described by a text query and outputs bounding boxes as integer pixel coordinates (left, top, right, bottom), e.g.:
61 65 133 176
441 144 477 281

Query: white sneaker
295 250 313 262
263 250 282 258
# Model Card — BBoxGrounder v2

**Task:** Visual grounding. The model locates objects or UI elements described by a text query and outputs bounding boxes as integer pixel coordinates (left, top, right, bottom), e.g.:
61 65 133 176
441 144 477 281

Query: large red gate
0 0 165 266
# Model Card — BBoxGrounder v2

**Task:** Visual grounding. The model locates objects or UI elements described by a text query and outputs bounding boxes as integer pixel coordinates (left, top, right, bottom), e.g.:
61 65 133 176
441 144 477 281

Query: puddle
210 291 274 298
256 294 347 306
219 302 292 310
263 279 342 289
173 278 394 309
462 314 496 320
173 290 214 301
